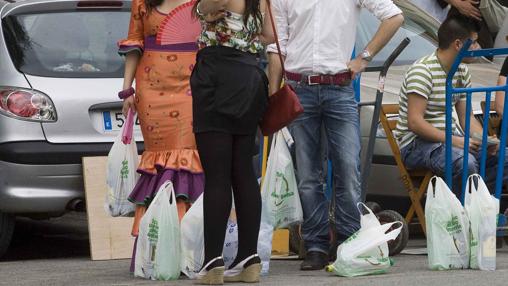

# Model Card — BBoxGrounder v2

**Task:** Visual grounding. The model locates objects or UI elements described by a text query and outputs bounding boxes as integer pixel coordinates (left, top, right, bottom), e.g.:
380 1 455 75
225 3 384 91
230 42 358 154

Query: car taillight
0 88 57 122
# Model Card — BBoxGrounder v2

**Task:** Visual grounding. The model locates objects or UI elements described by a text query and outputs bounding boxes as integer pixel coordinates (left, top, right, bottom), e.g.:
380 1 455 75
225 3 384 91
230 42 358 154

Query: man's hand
453 136 481 153
487 141 499 156
450 0 482 20
347 58 369 79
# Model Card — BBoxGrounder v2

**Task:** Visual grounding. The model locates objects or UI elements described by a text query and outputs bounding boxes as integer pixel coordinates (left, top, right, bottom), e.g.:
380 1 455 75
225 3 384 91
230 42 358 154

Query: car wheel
376 210 409 256
364 201 382 214
0 212 14 257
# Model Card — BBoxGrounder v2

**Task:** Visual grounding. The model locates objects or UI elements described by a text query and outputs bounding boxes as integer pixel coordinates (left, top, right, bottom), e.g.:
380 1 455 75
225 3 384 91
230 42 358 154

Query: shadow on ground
1 212 90 261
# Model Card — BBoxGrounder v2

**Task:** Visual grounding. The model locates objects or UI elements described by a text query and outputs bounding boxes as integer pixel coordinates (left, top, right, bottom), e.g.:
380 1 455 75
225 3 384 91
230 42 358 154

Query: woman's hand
122 96 136 117
450 0 482 21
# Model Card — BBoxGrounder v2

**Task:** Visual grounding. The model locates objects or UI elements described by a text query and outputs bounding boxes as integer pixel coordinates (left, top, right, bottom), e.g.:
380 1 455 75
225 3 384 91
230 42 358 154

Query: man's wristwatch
360 49 373 62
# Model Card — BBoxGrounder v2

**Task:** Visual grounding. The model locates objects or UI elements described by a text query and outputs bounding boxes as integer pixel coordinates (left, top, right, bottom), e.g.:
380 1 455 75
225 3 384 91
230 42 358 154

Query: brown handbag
259 1 303 136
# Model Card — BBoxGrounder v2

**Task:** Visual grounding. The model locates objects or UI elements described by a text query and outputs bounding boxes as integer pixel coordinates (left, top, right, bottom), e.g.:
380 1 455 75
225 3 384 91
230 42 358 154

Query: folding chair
480 101 502 136
379 104 432 235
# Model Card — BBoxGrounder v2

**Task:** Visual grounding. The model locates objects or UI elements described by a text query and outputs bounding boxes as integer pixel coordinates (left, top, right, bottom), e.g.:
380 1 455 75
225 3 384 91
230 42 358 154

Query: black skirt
190 46 269 134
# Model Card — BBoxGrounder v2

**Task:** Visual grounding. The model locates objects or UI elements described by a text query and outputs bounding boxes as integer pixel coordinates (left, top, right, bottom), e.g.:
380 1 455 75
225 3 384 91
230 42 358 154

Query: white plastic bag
261 129 303 229
480 0 507 33
258 199 274 276
180 194 273 278
135 181 181 280
425 176 470 270
105 108 138 217
464 174 499 270
327 203 402 277
180 195 238 279
222 218 239 268
180 195 205 279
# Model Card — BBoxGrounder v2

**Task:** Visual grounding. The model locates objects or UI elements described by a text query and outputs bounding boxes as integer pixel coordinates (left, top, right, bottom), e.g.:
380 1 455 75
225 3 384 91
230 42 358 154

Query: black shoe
300 251 328 271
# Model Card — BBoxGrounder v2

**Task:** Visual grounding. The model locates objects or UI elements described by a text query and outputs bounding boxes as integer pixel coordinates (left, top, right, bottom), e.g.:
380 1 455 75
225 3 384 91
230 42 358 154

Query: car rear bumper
0 160 83 214
0 141 144 215
0 141 144 164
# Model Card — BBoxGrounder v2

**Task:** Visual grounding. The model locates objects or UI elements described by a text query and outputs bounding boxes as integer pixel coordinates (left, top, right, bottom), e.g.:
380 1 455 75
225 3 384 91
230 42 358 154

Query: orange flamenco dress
118 0 204 271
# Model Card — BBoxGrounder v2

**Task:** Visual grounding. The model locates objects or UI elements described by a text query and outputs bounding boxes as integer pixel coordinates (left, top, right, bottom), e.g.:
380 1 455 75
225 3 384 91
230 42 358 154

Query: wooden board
271 229 289 256
82 156 135 261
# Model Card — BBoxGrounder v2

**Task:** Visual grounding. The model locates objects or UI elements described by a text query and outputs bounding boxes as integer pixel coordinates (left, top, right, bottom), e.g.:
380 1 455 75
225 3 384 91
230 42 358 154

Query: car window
355 9 437 66
2 11 129 78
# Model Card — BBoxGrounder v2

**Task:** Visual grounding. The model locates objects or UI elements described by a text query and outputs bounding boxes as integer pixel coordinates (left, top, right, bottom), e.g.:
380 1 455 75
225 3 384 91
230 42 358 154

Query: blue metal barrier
445 40 508 203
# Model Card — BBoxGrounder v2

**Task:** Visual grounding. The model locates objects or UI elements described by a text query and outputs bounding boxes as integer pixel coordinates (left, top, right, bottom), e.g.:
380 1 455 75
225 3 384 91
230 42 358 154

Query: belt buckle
307 75 320 86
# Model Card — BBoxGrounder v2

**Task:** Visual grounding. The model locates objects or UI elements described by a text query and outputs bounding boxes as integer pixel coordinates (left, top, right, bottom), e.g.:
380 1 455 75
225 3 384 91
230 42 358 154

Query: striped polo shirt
394 51 472 149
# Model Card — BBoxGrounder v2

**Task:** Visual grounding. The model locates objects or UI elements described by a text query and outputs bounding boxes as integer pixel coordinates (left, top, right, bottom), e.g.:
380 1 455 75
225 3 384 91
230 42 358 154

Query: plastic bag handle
464 174 481 205
122 108 135 145
428 176 451 200
160 180 176 205
357 202 375 216
381 221 403 241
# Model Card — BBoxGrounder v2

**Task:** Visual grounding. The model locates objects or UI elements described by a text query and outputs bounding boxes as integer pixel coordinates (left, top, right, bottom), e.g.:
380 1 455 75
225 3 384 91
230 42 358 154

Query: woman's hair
194 0 263 31
145 0 164 9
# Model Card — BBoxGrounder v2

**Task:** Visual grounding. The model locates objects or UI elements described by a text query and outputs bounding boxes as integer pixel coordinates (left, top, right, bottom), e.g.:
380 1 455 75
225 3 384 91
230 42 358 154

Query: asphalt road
1 212 508 286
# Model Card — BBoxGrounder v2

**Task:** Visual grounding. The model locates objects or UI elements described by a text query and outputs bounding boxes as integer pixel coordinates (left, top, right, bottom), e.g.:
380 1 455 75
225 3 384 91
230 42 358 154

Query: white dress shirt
267 0 402 74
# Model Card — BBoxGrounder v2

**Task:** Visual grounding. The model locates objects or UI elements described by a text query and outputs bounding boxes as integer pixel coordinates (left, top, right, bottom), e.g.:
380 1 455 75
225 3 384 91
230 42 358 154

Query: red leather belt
285 71 352 86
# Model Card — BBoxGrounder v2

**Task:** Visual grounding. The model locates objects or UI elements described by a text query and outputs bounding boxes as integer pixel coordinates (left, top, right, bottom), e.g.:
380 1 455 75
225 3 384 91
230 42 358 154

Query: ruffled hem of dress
117 40 144 56
138 149 203 174
128 167 204 205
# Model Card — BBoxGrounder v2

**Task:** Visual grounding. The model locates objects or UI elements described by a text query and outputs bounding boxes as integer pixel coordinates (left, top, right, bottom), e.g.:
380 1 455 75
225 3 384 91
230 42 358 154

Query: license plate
103 110 140 131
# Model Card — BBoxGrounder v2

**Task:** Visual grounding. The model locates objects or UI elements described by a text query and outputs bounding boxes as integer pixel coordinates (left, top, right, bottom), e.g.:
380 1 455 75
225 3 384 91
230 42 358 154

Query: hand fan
156 0 202 45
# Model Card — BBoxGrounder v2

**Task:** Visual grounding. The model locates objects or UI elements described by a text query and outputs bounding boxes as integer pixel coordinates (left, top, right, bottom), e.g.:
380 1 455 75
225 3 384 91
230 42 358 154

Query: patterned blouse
197 10 264 54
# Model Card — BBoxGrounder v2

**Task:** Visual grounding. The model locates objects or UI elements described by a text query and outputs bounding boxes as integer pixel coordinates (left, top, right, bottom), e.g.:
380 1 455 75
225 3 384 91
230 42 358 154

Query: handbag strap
266 0 287 80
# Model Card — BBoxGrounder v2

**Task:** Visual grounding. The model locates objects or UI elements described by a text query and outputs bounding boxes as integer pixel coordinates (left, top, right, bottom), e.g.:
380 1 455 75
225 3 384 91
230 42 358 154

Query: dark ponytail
145 0 164 10
244 0 263 31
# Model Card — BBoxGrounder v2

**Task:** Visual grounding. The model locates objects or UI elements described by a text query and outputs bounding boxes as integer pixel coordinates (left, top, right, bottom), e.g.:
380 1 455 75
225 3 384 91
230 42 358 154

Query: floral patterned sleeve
117 0 146 55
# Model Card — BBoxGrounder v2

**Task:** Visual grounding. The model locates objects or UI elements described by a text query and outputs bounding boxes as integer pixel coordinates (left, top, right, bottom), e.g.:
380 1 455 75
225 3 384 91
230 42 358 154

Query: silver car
0 0 140 256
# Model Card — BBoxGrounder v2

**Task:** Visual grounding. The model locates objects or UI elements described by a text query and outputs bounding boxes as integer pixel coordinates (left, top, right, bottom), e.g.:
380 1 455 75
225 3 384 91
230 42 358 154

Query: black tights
196 132 261 268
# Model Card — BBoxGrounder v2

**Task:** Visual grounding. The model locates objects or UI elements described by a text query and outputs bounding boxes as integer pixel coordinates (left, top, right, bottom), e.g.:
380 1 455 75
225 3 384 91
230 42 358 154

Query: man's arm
456 99 483 153
268 53 284 95
407 94 473 150
362 15 404 60
456 100 483 136
349 1 404 77
266 0 288 95
407 94 448 143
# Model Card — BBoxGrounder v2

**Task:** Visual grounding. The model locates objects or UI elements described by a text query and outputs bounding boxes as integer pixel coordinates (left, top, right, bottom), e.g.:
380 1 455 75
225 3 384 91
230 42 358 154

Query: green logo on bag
271 172 295 207
445 215 462 234
120 160 129 179
470 234 478 247
344 231 359 244
148 218 159 244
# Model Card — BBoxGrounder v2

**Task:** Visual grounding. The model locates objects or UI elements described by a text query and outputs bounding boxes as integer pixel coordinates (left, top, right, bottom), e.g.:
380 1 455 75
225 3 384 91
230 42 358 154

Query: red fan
156 1 202 45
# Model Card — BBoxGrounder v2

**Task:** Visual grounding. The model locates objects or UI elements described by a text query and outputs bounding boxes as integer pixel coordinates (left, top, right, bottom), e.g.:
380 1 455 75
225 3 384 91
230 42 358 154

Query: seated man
394 14 508 197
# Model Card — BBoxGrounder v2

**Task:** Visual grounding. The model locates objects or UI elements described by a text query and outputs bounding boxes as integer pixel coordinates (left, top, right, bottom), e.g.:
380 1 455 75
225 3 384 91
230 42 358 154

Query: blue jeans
401 137 508 197
288 81 361 254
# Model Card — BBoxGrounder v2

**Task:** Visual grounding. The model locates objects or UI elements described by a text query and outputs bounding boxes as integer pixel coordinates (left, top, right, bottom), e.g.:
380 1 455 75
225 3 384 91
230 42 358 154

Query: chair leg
404 173 432 236
405 173 431 223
